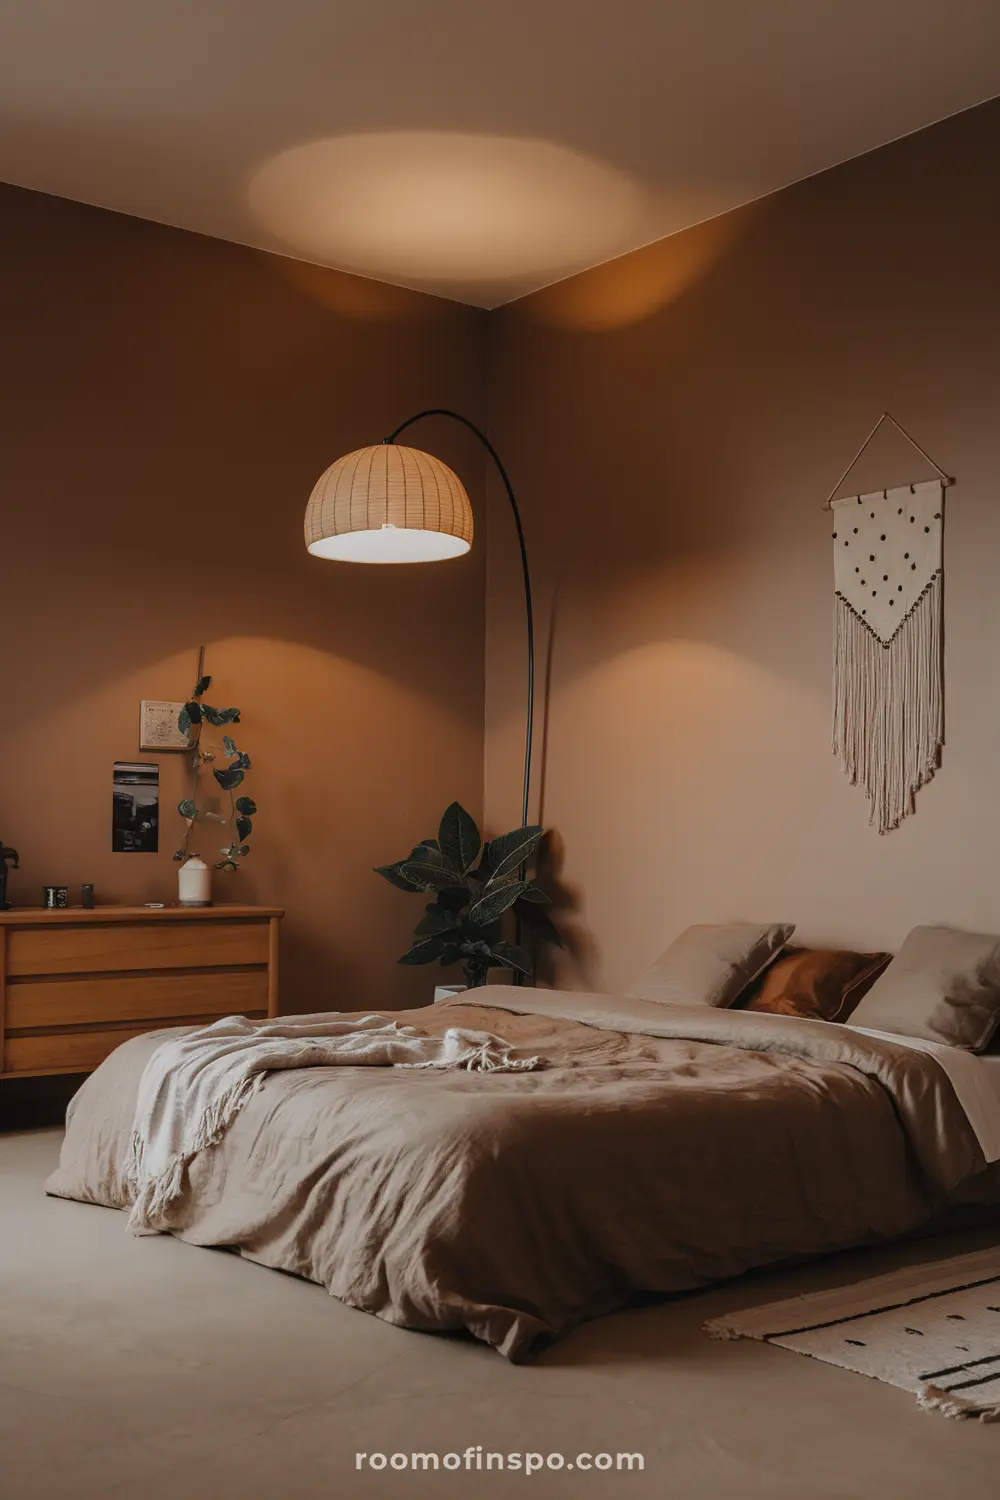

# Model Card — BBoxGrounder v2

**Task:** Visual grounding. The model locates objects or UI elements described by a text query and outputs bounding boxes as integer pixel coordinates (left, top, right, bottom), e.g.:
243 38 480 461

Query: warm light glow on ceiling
248 131 646 298
307 525 471 564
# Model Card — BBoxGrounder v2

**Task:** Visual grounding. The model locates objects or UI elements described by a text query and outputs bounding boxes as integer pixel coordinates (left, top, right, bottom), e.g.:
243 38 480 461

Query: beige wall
485 98 1000 994
0 182 487 1012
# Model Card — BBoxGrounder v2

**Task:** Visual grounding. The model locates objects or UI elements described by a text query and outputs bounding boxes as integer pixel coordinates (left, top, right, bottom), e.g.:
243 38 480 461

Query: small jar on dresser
0 904 282 1082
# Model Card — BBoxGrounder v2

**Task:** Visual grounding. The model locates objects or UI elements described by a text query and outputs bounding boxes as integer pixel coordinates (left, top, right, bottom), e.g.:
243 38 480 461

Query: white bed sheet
849 1025 1000 1165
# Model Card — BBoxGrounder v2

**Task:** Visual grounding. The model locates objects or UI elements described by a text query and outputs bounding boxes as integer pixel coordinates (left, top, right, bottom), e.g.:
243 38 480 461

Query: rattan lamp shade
304 443 474 563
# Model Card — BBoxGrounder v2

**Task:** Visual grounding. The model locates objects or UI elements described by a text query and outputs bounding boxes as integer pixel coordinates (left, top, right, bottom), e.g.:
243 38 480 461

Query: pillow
850 925 1000 1052
626 922 795 1008
740 946 891 1023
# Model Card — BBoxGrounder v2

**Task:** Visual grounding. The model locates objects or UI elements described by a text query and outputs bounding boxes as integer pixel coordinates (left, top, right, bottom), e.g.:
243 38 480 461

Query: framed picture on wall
139 700 190 752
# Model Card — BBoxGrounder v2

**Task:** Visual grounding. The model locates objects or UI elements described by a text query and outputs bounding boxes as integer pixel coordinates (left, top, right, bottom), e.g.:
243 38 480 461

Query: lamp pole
384 409 535 831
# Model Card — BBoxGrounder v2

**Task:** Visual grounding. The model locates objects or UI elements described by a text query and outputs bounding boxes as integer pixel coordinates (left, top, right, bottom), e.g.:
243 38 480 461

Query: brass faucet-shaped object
0 841 19 910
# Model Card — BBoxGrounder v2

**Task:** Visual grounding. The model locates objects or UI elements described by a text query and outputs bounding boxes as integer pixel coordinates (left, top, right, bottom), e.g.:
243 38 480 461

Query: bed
45 986 1000 1361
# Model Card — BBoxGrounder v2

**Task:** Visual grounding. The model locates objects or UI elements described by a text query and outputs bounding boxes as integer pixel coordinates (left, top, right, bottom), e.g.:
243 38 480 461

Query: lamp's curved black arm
385 409 534 831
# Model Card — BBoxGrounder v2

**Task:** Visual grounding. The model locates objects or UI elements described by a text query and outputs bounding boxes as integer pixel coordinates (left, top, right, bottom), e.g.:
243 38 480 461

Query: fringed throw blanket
832 479 944 833
126 1011 544 1234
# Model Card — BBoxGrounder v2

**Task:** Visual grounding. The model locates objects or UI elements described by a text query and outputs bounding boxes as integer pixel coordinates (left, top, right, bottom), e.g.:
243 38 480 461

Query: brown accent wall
486 98 1000 993
0 182 487 1013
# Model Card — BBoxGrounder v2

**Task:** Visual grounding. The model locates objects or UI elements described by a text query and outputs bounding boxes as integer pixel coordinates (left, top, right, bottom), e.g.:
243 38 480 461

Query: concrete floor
3 1127 999 1499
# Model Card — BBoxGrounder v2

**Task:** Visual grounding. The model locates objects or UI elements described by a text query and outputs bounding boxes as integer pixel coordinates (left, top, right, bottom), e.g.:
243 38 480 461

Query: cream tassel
833 572 942 834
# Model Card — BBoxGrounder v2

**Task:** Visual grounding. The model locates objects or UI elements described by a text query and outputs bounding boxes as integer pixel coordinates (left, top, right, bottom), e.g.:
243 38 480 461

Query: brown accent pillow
741 946 891 1023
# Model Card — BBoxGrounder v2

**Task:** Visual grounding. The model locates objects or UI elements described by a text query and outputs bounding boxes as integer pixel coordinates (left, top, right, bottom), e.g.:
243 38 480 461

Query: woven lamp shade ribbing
305 444 474 563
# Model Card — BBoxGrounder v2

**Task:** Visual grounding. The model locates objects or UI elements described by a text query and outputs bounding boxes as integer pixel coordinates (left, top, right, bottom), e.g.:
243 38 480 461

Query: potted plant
375 802 560 988
173 675 257 904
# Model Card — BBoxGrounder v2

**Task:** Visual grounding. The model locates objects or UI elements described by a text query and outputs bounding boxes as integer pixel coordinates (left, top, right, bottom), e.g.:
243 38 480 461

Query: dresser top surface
0 904 283 925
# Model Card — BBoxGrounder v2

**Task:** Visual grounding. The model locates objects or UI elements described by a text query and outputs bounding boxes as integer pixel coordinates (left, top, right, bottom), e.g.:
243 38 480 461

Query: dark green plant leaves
178 706 191 736
172 848 186 862
414 904 460 938
213 766 245 791
398 936 448 965
514 898 563 947
374 861 424 891
214 859 238 873
236 817 252 842
400 859 468 892
490 940 533 977
223 735 237 759
468 878 532 926
517 884 550 903
235 796 257 815
177 799 197 818
193 675 212 698
184 700 203 726
438 801 481 874
482 825 543 882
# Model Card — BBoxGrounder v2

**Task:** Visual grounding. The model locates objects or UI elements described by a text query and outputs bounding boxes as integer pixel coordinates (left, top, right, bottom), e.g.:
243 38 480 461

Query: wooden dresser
0 905 282 1080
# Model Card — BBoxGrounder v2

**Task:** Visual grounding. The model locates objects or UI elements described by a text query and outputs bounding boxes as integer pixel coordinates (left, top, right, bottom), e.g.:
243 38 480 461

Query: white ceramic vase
178 855 212 907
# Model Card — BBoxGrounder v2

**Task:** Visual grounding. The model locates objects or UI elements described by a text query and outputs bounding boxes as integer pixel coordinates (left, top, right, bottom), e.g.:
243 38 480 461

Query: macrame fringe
917 1384 1000 1422
833 572 942 835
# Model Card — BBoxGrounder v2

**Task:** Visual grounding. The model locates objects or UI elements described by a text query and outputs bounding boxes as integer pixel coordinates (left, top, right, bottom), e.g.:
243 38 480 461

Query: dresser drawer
6 969 269 1030
6 920 269 977
3 1015 264 1077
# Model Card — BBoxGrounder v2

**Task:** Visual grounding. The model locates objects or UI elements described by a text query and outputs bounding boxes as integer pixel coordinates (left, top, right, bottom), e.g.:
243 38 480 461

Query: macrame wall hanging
823 413 953 834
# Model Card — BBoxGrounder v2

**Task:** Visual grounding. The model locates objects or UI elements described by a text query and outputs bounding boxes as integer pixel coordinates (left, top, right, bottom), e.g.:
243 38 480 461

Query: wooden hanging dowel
821 412 954 510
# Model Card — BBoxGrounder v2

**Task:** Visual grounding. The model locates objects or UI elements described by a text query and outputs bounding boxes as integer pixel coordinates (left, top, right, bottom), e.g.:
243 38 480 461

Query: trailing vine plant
173 674 257 873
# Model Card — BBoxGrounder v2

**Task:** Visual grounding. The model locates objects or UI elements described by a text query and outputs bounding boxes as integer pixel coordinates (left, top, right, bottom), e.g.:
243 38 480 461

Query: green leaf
237 844 250 857
172 848 186 862
435 884 472 911
398 936 448 966
374 861 423 892
177 799 197 819
216 707 241 726
235 796 257 815
482 825 544 882
517 884 550 903
409 842 445 868
236 816 252 842
438 801 481 874
201 704 223 726
514 899 563 947
184 700 203 726
222 735 237 759
400 860 469 893
213 766 245 791
490 941 534 978
468 879 532 927
414 904 461 938
213 859 238 872
178 706 191 736
193 675 212 698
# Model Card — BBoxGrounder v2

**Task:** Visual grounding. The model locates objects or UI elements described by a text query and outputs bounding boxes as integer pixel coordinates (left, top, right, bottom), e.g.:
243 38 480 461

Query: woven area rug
706 1247 1000 1420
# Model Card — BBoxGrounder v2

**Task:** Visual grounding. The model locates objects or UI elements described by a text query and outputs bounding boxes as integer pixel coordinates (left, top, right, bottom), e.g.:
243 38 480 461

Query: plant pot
178 856 212 907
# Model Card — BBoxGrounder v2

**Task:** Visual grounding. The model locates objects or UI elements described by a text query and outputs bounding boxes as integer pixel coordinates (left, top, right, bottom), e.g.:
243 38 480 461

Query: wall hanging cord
821 412 954 511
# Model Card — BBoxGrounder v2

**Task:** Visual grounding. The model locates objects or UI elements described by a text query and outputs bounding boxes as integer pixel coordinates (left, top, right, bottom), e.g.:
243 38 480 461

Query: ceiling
1 1 999 308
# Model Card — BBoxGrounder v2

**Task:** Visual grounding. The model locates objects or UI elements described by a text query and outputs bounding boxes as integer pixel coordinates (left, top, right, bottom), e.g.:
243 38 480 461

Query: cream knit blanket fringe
917 1385 1000 1423
125 1012 544 1235
833 572 942 835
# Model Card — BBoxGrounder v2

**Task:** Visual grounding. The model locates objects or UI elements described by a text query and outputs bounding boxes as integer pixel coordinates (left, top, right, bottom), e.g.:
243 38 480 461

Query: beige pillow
626 922 795 1008
851 925 1000 1052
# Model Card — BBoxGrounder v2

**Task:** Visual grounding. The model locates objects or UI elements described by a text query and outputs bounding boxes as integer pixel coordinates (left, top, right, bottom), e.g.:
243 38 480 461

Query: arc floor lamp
304 409 535 829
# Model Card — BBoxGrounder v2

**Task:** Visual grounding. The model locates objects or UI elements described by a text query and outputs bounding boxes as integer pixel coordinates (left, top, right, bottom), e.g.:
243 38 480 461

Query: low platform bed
46 986 1000 1361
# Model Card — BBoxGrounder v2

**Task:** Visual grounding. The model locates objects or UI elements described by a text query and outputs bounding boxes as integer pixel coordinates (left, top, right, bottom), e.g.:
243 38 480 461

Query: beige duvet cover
46 987 1000 1360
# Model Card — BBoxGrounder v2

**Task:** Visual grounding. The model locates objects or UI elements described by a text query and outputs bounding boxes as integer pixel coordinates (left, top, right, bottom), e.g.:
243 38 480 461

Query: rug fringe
917 1384 1000 1423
